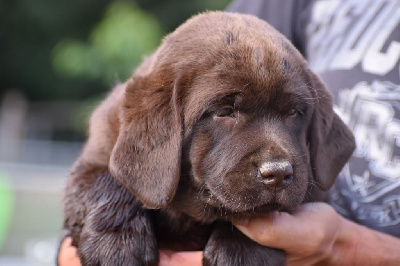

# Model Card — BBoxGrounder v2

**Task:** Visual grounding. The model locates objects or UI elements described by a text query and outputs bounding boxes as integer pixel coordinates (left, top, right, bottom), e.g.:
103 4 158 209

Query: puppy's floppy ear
308 73 355 191
109 69 182 209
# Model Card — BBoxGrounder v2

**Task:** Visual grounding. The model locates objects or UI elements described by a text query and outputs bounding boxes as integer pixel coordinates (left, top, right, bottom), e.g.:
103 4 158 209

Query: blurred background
0 0 230 264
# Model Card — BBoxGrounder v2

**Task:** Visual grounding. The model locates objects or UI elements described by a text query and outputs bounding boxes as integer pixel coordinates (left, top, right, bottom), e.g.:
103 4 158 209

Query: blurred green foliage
53 1 163 85
0 0 111 100
0 0 231 101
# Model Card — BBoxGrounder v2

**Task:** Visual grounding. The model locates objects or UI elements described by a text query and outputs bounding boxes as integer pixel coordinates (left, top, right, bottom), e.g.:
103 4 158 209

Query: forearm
326 216 400 266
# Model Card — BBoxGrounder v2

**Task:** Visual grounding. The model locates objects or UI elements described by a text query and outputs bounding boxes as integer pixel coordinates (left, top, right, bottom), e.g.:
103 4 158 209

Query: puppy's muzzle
258 161 294 190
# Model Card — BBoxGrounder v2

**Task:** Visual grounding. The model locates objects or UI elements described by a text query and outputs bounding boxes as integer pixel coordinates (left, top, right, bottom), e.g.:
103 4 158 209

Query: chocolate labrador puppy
61 11 355 265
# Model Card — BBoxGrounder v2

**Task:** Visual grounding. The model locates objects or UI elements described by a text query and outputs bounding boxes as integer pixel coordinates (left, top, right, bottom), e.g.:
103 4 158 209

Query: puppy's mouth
247 202 284 213
199 186 291 219
202 200 286 221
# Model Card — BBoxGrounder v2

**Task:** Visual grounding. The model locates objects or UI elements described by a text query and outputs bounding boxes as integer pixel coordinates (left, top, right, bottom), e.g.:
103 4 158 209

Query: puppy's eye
287 108 299 117
214 107 235 118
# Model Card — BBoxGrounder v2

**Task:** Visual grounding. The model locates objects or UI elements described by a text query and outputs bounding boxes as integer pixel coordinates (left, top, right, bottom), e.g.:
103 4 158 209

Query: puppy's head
109 12 355 218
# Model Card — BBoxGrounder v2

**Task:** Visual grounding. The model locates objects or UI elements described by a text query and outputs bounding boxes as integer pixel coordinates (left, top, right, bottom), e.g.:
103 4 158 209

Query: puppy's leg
64 166 158 266
203 222 284 266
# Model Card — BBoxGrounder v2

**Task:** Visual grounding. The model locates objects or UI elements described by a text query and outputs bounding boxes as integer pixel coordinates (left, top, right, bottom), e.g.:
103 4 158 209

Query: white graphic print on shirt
307 0 400 76
333 81 400 226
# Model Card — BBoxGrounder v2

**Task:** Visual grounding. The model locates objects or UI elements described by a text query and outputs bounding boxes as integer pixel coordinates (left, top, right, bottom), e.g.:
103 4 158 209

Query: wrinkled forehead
183 41 311 127
158 11 305 73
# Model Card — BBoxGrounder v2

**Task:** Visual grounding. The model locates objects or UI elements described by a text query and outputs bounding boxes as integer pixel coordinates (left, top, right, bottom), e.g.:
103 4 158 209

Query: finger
58 237 81 266
159 250 203 266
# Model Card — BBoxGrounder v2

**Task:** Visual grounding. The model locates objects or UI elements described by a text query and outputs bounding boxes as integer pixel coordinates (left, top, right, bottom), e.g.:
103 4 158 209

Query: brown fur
61 11 355 265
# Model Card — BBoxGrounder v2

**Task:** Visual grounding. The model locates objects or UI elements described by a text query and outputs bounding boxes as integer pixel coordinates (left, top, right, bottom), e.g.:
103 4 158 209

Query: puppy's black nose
258 161 293 190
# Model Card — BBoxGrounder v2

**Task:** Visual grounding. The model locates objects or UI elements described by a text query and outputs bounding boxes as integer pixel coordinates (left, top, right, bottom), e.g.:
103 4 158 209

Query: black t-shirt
228 0 400 236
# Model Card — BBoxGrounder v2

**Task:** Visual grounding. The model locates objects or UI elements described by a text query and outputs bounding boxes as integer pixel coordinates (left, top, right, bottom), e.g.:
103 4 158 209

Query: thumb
234 209 316 250
234 203 335 250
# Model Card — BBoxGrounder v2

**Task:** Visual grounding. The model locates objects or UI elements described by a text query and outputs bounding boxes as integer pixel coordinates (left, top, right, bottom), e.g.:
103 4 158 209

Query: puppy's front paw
77 174 159 266
79 208 158 266
203 223 285 266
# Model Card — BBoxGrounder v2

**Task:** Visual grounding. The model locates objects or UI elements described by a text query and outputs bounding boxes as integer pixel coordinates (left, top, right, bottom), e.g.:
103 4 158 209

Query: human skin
58 202 400 266
58 238 83 266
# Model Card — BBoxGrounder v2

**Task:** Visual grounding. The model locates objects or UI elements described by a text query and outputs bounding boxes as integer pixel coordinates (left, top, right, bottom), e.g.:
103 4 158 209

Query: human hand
160 203 342 266
234 202 342 265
